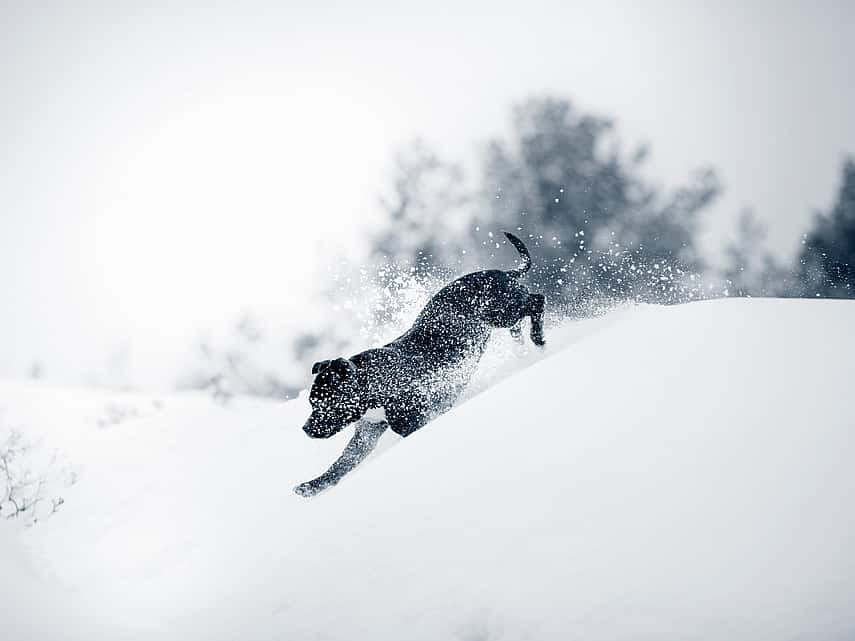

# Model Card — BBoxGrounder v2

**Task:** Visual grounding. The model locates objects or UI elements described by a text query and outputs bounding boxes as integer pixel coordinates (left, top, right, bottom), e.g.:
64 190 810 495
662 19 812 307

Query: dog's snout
302 418 328 439
302 414 342 439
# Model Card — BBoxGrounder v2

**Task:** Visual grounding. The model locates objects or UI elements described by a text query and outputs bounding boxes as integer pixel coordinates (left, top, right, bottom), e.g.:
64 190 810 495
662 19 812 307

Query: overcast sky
1 0 854 388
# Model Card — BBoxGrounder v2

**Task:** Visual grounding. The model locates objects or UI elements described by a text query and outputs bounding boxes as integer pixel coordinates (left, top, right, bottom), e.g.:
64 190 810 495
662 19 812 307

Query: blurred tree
178 312 309 402
373 140 470 281
798 158 855 298
722 209 795 297
373 97 721 312
478 98 721 309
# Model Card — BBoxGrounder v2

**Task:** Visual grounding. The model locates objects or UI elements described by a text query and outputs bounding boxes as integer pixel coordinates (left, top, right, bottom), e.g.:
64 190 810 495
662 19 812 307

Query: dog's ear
312 358 356 377
312 360 332 375
330 357 357 376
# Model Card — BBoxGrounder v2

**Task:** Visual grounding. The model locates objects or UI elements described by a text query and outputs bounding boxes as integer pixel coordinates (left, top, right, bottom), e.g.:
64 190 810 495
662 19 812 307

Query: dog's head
302 357 364 438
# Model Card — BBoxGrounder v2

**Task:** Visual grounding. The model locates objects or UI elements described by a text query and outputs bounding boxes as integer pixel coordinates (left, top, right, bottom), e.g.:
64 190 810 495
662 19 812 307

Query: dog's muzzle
301 412 346 439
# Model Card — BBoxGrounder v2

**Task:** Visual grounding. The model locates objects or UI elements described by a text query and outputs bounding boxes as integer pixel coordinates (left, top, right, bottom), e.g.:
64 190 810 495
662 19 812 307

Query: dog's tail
503 231 532 277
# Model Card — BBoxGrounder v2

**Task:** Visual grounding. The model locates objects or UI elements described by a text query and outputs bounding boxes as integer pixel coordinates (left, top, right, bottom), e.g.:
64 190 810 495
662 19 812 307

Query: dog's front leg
294 418 389 497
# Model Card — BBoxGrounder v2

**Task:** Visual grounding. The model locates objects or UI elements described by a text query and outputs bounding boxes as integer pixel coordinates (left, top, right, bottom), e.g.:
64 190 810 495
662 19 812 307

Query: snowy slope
2 299 855 641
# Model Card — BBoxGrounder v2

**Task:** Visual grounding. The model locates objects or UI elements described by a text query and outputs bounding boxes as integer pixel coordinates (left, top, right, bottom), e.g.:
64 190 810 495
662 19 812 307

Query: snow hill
2 299 854 641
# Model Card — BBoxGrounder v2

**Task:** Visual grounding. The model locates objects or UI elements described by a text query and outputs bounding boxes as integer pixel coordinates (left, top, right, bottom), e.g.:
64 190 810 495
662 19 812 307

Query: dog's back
372 237 540 428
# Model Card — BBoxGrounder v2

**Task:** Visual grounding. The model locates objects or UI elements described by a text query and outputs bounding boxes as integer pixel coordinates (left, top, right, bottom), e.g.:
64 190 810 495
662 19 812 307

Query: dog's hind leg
527 293 546 346
294 418 389 497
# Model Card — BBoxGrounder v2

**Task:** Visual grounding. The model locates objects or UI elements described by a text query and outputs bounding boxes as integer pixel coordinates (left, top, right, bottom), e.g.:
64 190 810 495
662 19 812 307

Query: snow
2 298 855 640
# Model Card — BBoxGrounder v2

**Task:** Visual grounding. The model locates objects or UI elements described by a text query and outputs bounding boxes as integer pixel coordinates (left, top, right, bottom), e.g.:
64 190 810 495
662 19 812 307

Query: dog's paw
294 482 321 498
530 330 546 348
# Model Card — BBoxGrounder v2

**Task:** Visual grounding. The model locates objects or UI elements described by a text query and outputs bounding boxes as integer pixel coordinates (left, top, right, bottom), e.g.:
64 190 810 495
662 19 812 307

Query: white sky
1 0 854 388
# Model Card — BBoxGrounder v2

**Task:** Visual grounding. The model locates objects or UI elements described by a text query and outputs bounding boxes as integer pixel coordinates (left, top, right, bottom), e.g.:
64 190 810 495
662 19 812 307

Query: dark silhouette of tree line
373 97 855 304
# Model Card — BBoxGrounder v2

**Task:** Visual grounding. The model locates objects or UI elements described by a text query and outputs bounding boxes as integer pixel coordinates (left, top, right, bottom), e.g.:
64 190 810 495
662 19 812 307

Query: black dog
294 232 545 497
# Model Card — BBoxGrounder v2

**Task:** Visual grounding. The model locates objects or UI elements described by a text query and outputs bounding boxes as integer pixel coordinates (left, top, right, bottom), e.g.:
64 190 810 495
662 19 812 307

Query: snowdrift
2 299 854 641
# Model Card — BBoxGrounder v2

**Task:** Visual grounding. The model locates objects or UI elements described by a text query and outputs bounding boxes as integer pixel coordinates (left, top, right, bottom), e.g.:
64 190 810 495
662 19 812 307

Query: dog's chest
362 407 388 423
